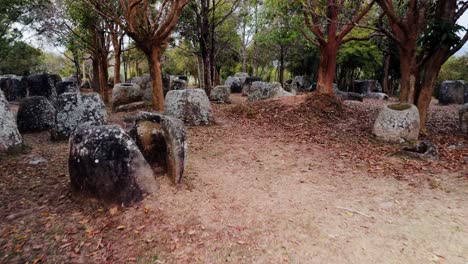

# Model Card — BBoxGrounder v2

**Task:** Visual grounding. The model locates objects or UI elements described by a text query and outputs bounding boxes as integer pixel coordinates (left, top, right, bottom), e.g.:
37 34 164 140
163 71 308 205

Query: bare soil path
1 95 467 263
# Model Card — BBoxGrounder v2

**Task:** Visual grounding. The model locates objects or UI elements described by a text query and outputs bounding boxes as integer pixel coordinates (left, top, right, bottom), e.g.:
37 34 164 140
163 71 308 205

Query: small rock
28 157 48 165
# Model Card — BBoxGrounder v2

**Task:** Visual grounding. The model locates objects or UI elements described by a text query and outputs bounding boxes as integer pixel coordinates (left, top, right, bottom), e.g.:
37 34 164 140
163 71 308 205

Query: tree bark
111 32 122 85
279 44 285 86
382 52 390 94
147 48 165 112
98 53 109 103
316 42 338 94
398 47 417 103
91 59 100 92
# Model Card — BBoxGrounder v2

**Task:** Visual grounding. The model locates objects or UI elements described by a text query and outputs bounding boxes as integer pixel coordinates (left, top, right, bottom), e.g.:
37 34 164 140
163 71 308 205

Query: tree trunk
382 52 390 94
202 56 212 96
279 44 285 86
91 58 100 92
147 48 165 112
98 54 109 103
241 46 247 73
197 55 204 88
315 43 338 94
398 47 417 103
111 32 122 85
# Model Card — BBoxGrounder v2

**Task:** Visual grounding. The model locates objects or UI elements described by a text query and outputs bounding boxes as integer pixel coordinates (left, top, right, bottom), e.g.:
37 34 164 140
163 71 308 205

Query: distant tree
178 0 240 95
437 54 468 84
415 0 468 133
337 29 383 90
0 0 49 67
377 0 468 132
301 0 376 94
376 0 431 103
0 41 43 75
87 0 189 111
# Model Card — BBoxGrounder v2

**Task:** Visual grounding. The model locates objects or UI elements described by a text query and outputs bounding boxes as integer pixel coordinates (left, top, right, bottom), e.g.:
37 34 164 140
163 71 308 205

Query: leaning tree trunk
315 43 338 94
416 50 448 134
147 48 165 112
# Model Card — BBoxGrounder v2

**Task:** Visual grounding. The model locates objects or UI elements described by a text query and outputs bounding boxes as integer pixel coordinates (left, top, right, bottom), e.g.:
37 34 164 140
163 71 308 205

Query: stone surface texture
69 125 158 205
460 103 468 134
247 82 293 101
0 90 22 153
210 85 231 103
439 80 467 105
129 112 188 184
51 92 107 140
373 104 420 143
16 96 55 133
112 83 143 110
164 89 214 126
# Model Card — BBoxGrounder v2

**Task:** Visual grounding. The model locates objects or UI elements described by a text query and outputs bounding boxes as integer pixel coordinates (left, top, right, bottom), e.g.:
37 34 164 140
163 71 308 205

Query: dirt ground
0 94 467 263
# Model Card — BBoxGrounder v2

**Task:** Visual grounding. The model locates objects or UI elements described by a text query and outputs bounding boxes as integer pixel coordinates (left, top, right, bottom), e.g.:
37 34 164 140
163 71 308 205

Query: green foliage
338 40 383 76
0 41 43 75
419 19 465 50
162 45 198 76
438 55 468 83
37 52 75 77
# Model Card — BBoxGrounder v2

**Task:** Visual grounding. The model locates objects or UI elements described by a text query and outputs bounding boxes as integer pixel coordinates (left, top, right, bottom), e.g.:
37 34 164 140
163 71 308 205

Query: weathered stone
129 112 188 184
247 82 293 101
171 79 187 91
51 92 107 140
112 83 143 110
352 80 383 94
439 80 467 105
0 76 28 101
210 85 231 103
365 92 389 100
164 89 214 126
460 103 468 134
27 74 58 102
234 72 249 86
336 91 363 102
400 140 439 160
17 96 55 133
242 77 263 96
225 76 242 93
131 74 151 90
0 90 22 153
69 125 158 205
56 81 79 95
283 79 293 92
49 74 62 86
162 74 173 95
291 76 314 94
63 76 79 83
114 101 147 113
373 103 420 143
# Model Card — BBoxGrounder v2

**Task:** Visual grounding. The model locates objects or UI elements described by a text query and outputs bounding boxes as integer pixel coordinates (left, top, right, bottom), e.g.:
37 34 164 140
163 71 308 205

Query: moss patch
388 103 412 111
